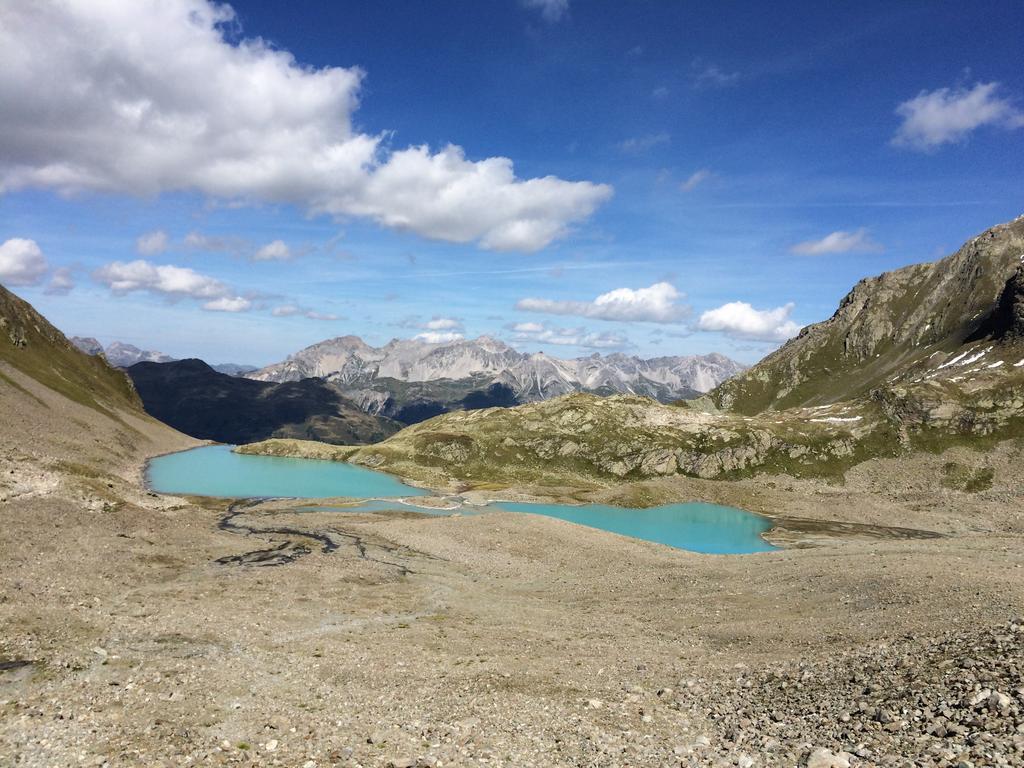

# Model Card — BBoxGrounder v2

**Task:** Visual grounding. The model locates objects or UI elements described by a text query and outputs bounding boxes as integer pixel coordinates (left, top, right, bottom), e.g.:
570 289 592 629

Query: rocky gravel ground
672 620 1024 767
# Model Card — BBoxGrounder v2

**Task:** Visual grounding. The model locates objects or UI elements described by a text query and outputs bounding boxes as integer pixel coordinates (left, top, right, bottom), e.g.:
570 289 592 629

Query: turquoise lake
147 445 428 499
147 445 776 554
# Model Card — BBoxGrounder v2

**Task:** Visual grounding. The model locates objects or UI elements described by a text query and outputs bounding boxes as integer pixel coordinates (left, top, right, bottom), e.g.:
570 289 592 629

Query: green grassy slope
0 284 142 418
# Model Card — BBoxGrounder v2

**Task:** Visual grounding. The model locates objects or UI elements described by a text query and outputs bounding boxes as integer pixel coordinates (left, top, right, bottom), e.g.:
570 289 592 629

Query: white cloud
691 62 740 89
94 260 226 299
423 316 462 331
44 266 75 295
136 229 169 255
0 0 610 252
254 240 291 261
414 331 464 344
272 304 339 321
618 133 670 154
512 321 627 350
680 169 713 192
790 228 883 255
341 144 610 252
203 295 251 312
521 0 569 22
893 82 1024 151
652 86 670 100
93 258 251 313
0 238 48 286
698 301 800 342
517 281 688 323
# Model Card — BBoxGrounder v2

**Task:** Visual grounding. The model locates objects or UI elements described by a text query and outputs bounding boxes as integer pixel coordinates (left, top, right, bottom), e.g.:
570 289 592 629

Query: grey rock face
70 336 103 356
711 215 1024 414
72 338 176 367
248 335 746 405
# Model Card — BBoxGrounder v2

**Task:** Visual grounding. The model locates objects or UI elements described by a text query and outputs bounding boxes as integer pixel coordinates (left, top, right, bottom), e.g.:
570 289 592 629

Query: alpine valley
3 4 1024 766
4 215 1024 767
112 335 745 444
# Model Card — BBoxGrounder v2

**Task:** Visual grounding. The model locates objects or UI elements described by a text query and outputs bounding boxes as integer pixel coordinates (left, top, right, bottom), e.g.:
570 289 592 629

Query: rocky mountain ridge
248 334 745 405
709 215 1024 415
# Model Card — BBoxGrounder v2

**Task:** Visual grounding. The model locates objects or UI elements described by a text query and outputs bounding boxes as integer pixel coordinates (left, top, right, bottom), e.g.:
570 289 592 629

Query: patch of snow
987 361 1005 369
951 348 990 369
1015 358 1024 368
938 350 970 369
809 416 863 423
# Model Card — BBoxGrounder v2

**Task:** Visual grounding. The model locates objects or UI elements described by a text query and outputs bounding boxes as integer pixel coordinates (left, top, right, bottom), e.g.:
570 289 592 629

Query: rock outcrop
710 216 1024 414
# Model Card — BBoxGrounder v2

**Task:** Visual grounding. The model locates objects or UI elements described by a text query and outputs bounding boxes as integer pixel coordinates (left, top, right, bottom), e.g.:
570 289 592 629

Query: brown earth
1 360 1023 767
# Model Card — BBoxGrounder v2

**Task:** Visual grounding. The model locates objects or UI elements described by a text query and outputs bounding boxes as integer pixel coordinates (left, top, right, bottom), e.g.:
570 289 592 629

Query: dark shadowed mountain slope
127 358 400 445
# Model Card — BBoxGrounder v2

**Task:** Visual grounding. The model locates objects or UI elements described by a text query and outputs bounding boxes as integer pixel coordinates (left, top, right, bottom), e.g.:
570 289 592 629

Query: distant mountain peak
70 337 254 376
71 338 175 367
248 333 746 407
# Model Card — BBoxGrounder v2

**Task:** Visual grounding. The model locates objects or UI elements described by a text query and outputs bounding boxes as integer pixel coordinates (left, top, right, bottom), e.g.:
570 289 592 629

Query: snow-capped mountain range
248 335 745 403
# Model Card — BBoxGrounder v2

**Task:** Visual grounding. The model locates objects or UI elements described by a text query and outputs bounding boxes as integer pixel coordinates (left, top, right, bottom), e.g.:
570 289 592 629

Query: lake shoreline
149 445 781 554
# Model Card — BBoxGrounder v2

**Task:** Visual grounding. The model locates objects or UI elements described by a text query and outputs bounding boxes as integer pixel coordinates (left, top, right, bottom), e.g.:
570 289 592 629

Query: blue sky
1 0 1023 365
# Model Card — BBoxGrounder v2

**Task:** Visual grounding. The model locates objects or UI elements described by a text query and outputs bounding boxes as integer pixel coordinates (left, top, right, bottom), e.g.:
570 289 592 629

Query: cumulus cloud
512 321 627 350
521 0 569 22
93 258 251 313
517 281 688 323
0 238 48 286
414 331 464 344
698 301 800 342
95 260 225 298
892 82 1024 151
0 0 610 252
680 169 713 192
44 266 75 295
790 228 883 256
136 230 169 255
253 240 291 261
618 133 671 154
